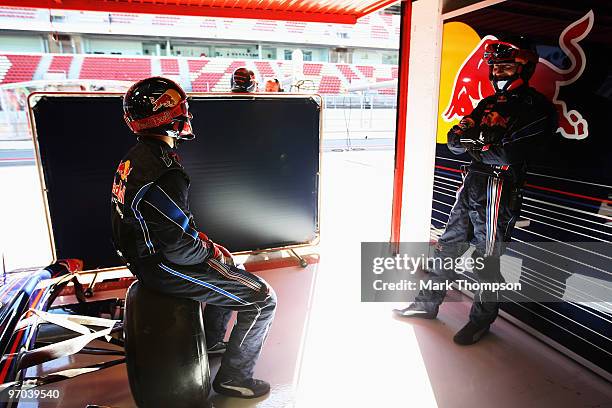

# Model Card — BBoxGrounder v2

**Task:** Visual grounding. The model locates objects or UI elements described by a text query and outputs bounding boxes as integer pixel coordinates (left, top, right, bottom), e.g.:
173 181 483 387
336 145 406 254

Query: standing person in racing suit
394 37 557 345
111 77 276 398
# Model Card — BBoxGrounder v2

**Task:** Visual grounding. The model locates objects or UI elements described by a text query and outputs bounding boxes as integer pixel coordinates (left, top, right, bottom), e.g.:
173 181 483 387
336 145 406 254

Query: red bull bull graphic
481 111 508 129
442 10 594 140
150 89 181 111
116 160 132 181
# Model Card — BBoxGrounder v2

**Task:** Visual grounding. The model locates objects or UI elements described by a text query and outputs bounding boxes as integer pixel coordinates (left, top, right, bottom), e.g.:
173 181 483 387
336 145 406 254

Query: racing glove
449 117 484 151
449 117 475 137
198 231 235 266
198 231 220 258
214 243 236 267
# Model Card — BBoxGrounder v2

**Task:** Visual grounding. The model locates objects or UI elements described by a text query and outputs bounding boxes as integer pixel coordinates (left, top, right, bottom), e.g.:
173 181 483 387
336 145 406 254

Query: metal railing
323 94 397 109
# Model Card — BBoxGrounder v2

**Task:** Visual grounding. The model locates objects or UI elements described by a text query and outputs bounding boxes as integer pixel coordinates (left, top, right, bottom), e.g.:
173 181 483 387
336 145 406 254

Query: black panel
31 95 320 270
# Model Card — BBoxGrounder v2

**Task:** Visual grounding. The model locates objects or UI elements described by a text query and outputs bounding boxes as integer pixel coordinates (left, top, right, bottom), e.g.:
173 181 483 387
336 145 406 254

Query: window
382 52 398 65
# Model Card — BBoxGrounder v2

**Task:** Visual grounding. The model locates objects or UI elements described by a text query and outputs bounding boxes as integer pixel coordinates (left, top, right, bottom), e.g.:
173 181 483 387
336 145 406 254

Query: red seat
161 59 180 75
303 63 323 76
254 61 275 77
0 54 42 84
79 57 151 81
48 55 73 73
318 76 341 94
337 64 359 82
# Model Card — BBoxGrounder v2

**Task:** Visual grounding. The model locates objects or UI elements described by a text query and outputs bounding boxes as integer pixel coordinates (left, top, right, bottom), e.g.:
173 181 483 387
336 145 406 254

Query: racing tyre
124 281 211 407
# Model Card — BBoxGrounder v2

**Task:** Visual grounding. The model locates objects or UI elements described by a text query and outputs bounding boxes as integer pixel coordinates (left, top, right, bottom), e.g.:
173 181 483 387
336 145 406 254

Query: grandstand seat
356 65 375 79
254 61 275 78
0 49 397 98
225 60 246 74
376 77 396 95
303 63 323 76
79 57 151 81
192 72 224 92
337 64 360 83
188 59 209 73
378 88 397 95
48 55 73 74
188 58 233 92
318 75 341 94
0 54 42 84
160 58 180 75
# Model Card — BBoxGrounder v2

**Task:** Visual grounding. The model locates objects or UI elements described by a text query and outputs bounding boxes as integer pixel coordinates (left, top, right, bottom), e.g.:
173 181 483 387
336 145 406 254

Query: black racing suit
111 137 276 381
420 85 557 325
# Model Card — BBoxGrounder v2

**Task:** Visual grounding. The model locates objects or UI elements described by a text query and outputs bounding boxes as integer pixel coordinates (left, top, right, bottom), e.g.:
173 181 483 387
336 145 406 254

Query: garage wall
399 0 443 242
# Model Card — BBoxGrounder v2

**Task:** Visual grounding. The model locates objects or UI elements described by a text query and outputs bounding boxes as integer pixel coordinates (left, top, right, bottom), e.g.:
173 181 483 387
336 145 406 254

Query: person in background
231 67 257 93
264 78 282 92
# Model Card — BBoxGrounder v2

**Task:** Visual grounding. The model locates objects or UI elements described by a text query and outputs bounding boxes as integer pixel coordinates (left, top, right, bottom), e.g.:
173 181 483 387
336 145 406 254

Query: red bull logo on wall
439 11 594 141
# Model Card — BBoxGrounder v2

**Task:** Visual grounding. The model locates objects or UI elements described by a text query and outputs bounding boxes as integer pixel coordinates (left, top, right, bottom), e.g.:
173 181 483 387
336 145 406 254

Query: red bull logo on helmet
442 10 594 140
150 89 181 111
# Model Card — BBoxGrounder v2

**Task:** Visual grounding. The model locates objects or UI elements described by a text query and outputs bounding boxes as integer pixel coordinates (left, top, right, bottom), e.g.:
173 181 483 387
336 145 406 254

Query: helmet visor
173 112 195 140
483 42 519 65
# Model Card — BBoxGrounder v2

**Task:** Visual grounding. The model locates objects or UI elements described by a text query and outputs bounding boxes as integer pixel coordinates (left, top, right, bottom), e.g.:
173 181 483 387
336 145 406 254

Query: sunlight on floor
293 150 438 407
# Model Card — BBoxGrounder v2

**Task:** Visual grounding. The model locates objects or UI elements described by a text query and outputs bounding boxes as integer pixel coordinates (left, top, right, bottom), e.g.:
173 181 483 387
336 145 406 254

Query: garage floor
19 264 612 408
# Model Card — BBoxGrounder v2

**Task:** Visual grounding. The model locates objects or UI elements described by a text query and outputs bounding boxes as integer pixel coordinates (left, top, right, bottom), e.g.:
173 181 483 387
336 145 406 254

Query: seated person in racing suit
394 37 557 345
111 77 276 398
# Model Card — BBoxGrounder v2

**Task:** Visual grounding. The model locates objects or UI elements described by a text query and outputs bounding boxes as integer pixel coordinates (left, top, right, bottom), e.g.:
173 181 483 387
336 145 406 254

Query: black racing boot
392 301 439 319
453 321 490 345
213 377 271 399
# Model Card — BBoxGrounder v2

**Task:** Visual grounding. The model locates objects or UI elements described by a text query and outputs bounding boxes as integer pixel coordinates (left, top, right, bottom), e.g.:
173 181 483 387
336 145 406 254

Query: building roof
0 0 400 24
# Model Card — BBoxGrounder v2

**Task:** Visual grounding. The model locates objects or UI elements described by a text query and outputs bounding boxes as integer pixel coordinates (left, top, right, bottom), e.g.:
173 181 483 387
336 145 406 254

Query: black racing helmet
231 67 256 93
123 76 194 140
483 36 538 93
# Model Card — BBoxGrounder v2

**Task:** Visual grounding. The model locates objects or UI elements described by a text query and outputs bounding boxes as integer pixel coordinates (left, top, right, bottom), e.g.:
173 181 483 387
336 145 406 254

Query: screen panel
31 94 320 270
